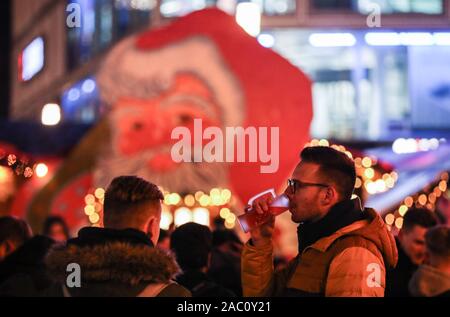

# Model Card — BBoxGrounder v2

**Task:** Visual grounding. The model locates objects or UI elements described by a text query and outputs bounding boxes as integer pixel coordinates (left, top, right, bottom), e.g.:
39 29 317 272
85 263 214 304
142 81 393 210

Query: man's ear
322 187 337 205
0 243 6 260
147 216 161 246
0 240 17 259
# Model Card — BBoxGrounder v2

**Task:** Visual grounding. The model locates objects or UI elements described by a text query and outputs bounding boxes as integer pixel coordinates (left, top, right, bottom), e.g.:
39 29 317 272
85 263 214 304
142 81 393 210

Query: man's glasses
287 179 329 194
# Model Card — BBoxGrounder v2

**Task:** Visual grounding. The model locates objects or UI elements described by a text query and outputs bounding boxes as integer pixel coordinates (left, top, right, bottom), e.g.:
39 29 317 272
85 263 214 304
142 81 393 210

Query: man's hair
402 208 438 232
300 146 356 200
212 229 242 248
42 216 70 239
0 216 32 246
171 222 212 271
103 176 164 227
425 225 450 258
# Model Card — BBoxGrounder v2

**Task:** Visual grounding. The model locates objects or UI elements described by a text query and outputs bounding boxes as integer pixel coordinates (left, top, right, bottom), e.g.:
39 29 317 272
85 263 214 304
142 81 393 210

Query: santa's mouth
147 153 179 172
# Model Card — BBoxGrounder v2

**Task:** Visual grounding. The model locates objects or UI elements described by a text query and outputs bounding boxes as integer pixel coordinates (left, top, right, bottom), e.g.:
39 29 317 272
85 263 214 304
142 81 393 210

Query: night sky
0 0 11 119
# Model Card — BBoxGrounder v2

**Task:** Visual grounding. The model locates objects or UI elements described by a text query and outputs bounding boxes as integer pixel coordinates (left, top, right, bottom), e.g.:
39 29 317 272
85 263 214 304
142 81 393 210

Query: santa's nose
144 113 175 146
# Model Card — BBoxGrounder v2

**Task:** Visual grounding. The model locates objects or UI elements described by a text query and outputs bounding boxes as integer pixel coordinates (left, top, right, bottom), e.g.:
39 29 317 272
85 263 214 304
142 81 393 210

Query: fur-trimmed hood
45 228 180 286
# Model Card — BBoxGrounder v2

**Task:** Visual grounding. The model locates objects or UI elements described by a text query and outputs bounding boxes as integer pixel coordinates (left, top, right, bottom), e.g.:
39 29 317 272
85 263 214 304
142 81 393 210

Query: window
19 37 45 82
260 0 296 15
312 0 444 15
67 0 154 70
160 0 215 18
269 29 420 140
159 0 296 18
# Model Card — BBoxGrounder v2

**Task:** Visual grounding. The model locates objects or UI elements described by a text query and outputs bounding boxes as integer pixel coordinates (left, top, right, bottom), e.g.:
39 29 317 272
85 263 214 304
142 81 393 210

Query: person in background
409 225 450 297
0 216 31 262
157 229 171 252
171 222 235 297
42 216 71 243
0 216 55 296
386 208 438 297
209 229 243 296
44 176 190 297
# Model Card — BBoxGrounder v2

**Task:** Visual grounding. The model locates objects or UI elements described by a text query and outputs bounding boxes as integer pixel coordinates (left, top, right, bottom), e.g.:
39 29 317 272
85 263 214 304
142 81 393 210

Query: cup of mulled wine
237 189 290 233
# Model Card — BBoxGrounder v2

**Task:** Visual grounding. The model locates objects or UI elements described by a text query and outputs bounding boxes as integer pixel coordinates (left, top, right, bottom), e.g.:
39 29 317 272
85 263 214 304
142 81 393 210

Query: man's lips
288 202 295 212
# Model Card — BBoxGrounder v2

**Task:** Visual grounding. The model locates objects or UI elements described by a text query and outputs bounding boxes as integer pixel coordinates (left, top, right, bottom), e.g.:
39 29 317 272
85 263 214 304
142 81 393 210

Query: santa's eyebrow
108 72 168 103
111 107 146 119
160 94 221 120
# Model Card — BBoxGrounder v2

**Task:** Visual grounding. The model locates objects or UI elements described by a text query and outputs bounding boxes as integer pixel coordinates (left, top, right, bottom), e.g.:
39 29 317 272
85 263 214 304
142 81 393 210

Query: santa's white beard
93 146 230 194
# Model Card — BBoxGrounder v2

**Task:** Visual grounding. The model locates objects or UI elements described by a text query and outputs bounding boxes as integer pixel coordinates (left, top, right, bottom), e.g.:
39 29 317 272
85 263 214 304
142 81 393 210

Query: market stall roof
365 142 450 213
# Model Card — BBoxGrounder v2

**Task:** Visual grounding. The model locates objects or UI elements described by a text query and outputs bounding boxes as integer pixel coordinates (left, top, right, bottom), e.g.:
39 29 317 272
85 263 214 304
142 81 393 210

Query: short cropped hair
300 146 356 200
403 208 438 232
425 225 450 257
171 222 212 271
43 216 70 240
103 176 164 227
0 216 32 246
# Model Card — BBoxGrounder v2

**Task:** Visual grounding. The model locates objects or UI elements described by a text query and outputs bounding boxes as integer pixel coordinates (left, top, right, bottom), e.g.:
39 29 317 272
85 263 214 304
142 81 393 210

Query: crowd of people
0 146 449 297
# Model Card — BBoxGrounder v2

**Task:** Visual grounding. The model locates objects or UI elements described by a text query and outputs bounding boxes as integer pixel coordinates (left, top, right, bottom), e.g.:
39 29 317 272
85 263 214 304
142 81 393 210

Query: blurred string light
84 188 105 226
384 172 449 228
160 206 173 230
0 149 34 178
35 163 48 178
184 194 195 207
174 207 193 227
304 140 397 196
193 207 210 226
220 207 231 219
0 166 15 202
159 188 236 229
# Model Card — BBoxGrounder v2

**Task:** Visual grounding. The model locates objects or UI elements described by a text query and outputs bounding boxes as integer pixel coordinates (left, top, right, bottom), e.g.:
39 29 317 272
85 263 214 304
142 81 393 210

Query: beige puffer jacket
242 209 398 297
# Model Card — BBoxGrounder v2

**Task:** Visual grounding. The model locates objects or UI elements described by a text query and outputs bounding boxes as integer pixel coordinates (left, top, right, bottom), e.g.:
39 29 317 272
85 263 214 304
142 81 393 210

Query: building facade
10 0 450 140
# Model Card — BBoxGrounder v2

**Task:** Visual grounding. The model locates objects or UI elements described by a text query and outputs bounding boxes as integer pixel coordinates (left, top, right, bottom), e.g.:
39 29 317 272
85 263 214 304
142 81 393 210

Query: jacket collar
297 198 364 253
305 219 369 252
69 227 153 248
304 208 398 269
45 228 179 286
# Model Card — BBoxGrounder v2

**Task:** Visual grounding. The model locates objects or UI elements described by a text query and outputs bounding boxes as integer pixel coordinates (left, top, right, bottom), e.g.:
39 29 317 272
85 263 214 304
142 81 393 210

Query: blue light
82 79 96 93
68 88 81 101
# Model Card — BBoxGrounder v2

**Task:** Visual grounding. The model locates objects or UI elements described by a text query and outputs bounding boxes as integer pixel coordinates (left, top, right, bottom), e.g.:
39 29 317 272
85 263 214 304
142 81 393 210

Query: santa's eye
133 122 144 131
179 114 192 124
